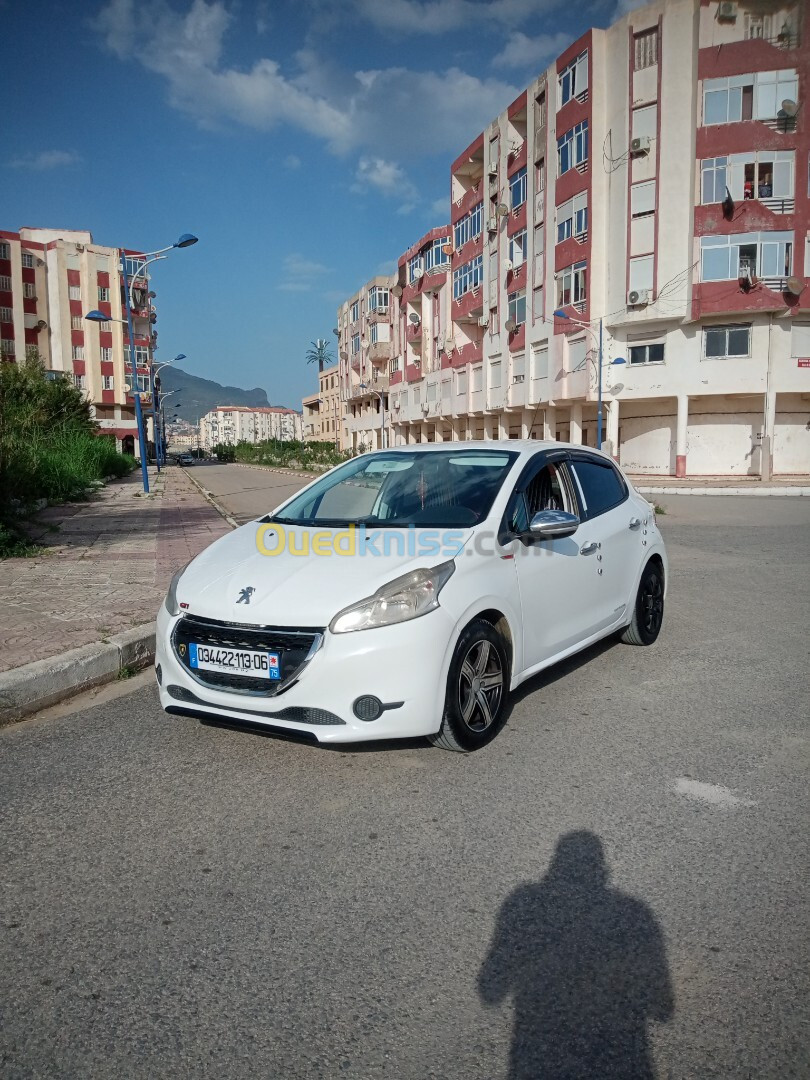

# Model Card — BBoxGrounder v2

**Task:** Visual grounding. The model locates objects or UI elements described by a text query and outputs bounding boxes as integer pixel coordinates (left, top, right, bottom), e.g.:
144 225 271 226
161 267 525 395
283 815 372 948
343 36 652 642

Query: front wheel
429 618 510 752
621 561 664 646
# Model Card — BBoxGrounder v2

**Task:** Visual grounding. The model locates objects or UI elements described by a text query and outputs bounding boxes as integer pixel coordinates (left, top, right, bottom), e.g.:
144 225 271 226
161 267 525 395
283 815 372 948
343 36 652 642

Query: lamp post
118 233 198 493
151 353 185 468
157 389 181 465
358 382 386 449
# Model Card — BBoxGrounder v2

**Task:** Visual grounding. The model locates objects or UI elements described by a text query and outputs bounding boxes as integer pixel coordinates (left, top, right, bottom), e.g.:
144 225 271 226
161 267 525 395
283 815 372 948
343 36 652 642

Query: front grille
173 613 323 696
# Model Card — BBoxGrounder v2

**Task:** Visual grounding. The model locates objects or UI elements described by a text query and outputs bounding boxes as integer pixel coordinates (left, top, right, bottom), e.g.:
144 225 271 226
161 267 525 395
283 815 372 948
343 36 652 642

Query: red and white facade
0 226 156 458
338 0 809 475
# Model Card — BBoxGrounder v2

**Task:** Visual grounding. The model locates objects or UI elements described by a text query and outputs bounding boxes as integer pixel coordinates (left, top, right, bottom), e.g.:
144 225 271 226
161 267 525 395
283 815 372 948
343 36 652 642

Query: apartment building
338 0 809 475
302 363 347 447
200 405 303 448
336 275 397 449
0 227 156 458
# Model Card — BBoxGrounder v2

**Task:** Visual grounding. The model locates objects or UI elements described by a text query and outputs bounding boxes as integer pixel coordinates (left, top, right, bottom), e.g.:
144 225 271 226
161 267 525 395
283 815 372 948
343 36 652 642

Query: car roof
368 441 615 463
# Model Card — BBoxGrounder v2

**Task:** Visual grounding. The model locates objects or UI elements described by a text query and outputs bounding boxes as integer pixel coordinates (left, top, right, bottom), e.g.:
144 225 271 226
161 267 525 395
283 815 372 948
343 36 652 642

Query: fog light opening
353 695 383 722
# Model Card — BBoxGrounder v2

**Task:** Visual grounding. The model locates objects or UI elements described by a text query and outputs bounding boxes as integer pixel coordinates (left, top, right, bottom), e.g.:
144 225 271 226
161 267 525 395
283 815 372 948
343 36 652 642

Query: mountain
158 366 273 424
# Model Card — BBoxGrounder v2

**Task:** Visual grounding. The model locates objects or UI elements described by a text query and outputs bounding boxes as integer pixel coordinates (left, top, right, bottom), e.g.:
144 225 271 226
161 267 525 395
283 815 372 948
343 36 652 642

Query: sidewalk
0 466 232 722
630 474 810 497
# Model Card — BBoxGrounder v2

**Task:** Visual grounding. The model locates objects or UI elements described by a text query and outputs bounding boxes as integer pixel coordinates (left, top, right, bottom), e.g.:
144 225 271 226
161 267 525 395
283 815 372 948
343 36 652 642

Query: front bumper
155 603 455 744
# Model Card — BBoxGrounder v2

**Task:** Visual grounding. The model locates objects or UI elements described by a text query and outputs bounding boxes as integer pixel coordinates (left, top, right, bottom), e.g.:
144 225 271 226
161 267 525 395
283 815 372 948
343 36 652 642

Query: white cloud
8 149 82 170
278 281 314 292
355 0 562 34
97 1 519 160
428 195 450 221
491 30 572 70
284 253 329 277
283 153 301 169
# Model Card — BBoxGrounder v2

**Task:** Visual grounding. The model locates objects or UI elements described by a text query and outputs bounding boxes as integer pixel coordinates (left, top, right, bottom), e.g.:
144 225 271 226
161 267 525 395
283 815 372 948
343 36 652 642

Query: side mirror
527 509 580 539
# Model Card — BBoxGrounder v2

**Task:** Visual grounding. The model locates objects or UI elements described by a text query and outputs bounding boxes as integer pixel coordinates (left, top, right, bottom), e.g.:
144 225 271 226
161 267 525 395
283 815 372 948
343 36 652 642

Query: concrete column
606 399 620 460
676 394 688 477
761 389 776 481
520 411 530 439
570 402 583 445
435 423 444 443
544 406 556 441
498 413 508 440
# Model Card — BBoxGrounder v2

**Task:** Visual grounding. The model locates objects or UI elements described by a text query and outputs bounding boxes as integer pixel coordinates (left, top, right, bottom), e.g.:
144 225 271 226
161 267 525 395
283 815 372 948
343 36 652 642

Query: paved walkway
0 467 231 674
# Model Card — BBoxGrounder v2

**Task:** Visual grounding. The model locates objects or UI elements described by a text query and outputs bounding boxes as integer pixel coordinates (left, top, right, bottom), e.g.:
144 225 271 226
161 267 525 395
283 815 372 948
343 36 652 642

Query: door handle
629 517 641 530
580 541 599 556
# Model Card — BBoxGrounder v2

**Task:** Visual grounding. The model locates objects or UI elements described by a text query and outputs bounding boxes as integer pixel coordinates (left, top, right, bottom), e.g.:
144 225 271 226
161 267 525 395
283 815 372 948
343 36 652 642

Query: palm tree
306 338 333 374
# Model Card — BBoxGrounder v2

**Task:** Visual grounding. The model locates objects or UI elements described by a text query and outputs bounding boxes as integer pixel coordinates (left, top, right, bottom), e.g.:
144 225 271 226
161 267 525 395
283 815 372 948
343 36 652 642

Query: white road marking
674 778 757 809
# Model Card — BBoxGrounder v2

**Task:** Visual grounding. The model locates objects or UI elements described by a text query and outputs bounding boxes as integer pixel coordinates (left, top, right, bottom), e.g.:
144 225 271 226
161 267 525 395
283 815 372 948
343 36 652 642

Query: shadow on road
479 831 674 1079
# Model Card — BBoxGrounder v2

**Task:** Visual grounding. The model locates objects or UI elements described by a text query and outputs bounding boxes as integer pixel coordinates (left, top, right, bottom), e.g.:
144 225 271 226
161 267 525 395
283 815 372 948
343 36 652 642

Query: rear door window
570 457 627 519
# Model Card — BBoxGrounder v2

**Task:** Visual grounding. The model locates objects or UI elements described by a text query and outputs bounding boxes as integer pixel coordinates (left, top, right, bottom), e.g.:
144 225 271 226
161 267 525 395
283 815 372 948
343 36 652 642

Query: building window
700 231 793 281
98 286 110 302
424 237 450 271
557 121 588 176
705 150 795 204
452 254 483 300
533 285 544 320
536 158 545 193
629 342 665 365
1 338 15 356
124 345 150 366
96 321 111 332
0 307 12 322
68 285 81 301
124 257 145 279
556 192 588 243
703 325 751 359
408 255 424 284
703 69 797 126
72 345 85 361
471 365 483 392
631 180 656 217
350 300 360 322
489 361 502 389
368 286 389 311
556 261 587 307
73 374 86 390
0 243 9 260
700 158 728 204
352 333 360 355
101 347 113 363
508 290 527 326
102 375 115 390
454 203 483 249
0 276 12 291
558 50 588 109
21 252 35 269
23 282 35 298
634 28 658 70
629 255 654 293
370 322 379 345
136 374 150 393
508 229 527 267
71 315 83 330
455 368 467 394
509 167 527 210
535 89 546 128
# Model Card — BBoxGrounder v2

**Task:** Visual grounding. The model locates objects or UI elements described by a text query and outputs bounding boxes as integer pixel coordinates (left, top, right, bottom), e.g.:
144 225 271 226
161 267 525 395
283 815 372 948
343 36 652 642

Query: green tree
306 338 333 374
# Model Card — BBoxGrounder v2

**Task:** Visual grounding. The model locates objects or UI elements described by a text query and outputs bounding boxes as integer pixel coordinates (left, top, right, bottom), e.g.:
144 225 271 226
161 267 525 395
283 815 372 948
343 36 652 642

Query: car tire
429 618 510 752
621 560 665 646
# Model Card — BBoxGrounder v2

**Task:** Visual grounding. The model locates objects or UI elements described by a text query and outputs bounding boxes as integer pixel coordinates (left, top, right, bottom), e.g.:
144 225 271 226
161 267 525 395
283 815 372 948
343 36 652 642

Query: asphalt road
2 476 809 1079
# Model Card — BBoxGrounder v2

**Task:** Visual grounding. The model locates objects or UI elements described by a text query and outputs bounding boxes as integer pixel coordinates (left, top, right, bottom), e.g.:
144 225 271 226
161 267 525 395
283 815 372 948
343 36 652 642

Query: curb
181 468 240 529
0 623 156 726
229 462 322 479
637 485 809 497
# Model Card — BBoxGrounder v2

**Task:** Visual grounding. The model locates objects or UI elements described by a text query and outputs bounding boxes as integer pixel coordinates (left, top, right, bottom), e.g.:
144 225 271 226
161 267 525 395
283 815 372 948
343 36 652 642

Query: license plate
189 642 280 680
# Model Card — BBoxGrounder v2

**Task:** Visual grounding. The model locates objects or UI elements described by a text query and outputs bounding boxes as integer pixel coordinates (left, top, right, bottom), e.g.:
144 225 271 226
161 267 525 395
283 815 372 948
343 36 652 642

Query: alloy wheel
641 571 664 636
458 639 504 733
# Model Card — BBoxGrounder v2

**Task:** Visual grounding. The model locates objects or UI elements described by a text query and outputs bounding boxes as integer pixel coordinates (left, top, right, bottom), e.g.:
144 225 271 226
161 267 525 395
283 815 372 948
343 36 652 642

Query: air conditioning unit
717 1 737 22
477 315 490 328
487 217 499 232
75 243 85 253
488 159 498 175
630 135 651 155
503 259 513 272
512 374 525 383
627 288 651 307
421 402 430 414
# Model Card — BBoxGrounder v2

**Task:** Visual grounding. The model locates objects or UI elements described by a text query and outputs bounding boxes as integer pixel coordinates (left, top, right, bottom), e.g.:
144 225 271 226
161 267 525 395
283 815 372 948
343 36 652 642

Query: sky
3 0 644 409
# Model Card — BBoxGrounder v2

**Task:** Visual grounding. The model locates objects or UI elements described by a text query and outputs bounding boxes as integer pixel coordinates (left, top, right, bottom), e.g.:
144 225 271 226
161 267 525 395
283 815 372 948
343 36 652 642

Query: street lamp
120 233 198 492
358 382 386 449
553 310 624 450
151 354 186 468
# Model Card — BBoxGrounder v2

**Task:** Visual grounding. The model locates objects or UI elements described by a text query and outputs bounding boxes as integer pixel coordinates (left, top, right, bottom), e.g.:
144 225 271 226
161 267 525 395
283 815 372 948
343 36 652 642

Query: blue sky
4 0 640 409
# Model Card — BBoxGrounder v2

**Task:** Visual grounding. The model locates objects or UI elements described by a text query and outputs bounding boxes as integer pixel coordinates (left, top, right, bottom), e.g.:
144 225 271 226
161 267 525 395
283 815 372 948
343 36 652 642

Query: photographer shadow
478 831 674 1079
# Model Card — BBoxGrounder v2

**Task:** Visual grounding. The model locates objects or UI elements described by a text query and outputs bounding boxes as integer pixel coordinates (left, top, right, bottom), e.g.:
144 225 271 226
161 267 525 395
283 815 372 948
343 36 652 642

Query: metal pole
381 390 386 449
120 254 150 493
150 365 162 471
596 316 603 450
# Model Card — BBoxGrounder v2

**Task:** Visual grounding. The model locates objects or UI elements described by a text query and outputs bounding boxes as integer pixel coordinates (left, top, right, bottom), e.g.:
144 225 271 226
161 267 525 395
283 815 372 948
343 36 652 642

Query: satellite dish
391 284 403 297
612 356 626 365
504 318 517 332
496 203 509 218
784 276 804 297
408 312 421 324
609 383 625 395
781 99 798 117
413 266 424 280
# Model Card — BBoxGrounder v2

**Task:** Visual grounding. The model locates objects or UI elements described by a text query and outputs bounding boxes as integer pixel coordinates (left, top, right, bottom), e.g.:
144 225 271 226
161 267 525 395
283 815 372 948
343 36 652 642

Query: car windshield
270 450 518 528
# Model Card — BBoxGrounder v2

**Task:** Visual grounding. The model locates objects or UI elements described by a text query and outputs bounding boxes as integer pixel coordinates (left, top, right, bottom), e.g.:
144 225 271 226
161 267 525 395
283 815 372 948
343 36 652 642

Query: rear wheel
621 561 664 646
429 618 509 752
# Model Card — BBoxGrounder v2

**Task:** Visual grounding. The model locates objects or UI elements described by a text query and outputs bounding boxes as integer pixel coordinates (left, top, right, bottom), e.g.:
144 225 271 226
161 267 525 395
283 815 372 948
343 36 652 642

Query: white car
156 442 667 751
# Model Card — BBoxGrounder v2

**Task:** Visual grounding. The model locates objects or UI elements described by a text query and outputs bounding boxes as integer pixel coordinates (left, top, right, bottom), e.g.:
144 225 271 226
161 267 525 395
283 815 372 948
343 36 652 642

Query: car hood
175 520 472 627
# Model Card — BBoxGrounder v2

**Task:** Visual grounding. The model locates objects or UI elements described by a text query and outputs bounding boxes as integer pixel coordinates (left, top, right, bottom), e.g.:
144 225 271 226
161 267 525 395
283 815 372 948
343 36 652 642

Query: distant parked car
157 442 667 751
177 454 194 466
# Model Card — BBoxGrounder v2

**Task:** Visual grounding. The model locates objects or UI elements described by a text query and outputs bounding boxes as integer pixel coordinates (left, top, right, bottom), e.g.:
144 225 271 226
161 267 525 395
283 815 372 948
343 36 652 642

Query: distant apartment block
200 405 303 448
302 363 347 448
333 0 809 476
0 226 157 458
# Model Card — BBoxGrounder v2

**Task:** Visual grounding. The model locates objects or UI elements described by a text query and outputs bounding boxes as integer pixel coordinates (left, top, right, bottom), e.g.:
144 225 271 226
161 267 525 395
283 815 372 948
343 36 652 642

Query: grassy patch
0 522 42 559
653 503 667 516
117 665 138 680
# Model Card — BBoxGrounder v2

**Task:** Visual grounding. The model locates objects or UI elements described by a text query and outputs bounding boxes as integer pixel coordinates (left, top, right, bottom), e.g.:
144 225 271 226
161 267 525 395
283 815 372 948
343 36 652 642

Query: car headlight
164 562 191 616
329 560 455 634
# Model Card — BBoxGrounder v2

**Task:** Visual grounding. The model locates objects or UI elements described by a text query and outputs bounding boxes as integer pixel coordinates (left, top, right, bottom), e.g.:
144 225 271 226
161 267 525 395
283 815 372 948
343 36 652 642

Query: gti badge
236 586 255 605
